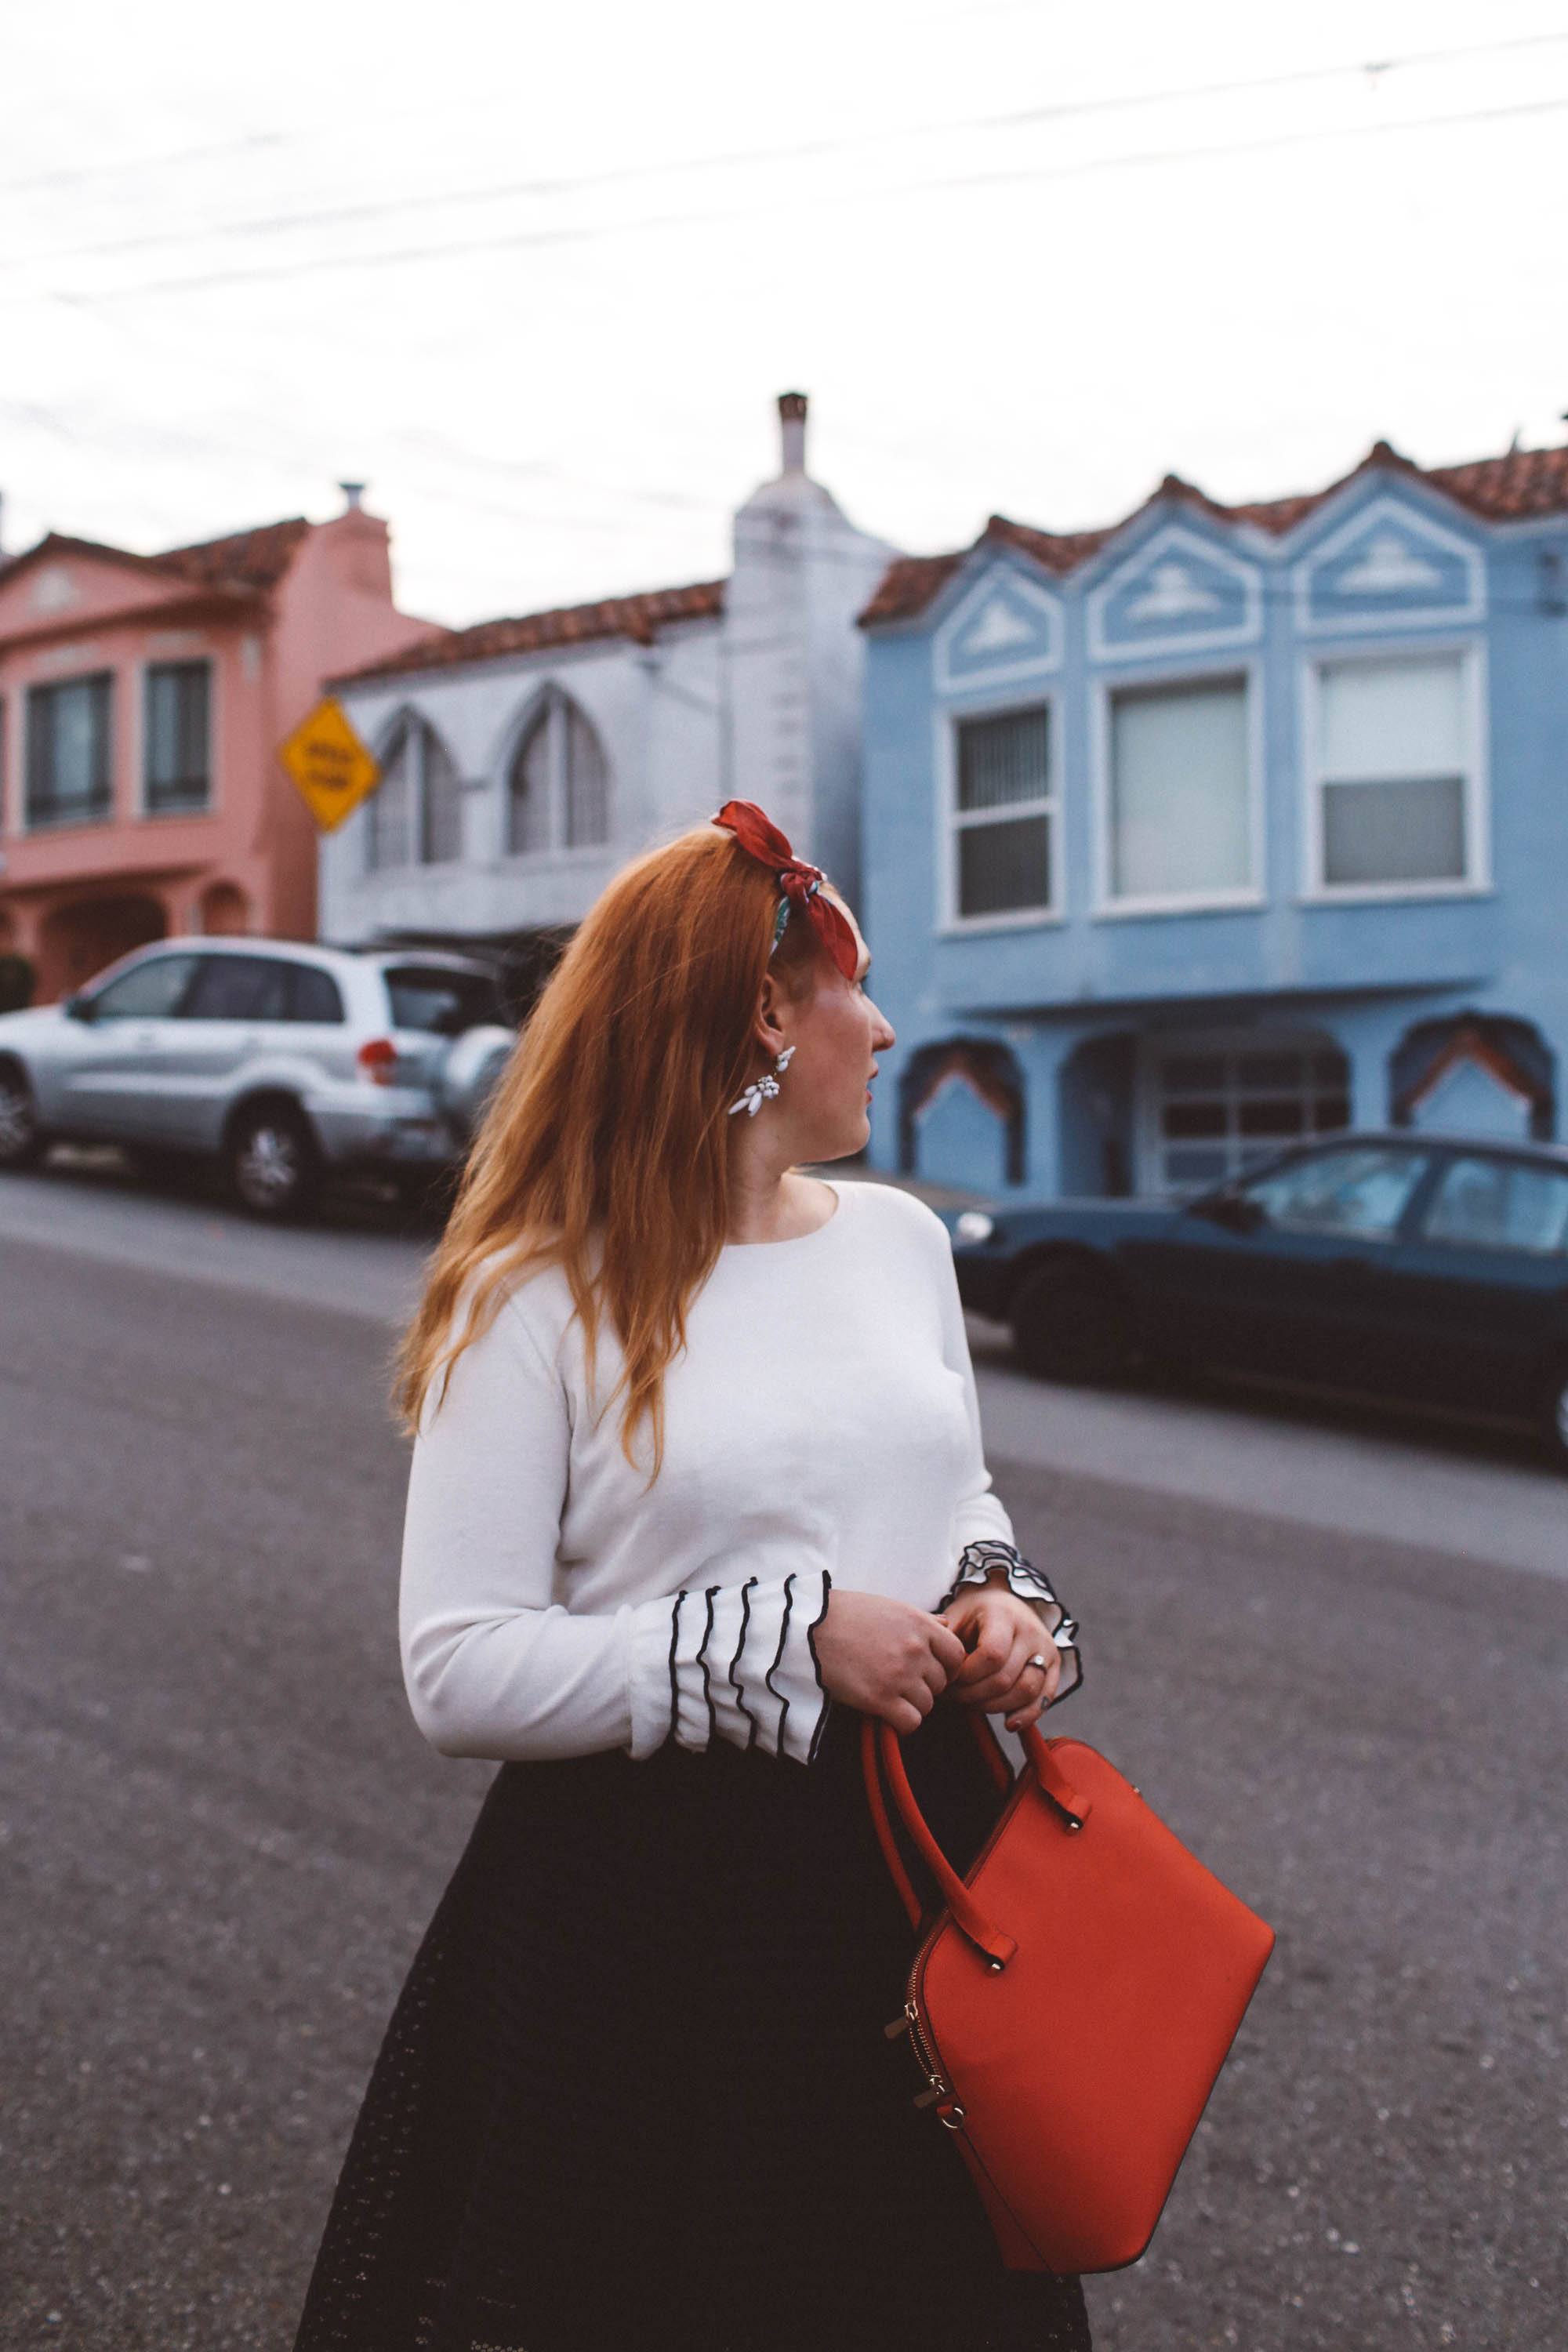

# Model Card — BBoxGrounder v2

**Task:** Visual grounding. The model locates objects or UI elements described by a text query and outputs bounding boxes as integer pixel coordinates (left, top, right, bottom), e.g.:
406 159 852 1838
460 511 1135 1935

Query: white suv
0 938 517 1219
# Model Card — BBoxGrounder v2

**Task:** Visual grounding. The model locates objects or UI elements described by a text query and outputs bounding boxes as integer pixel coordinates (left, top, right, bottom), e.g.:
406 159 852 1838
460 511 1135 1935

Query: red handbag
862 1709 1276 2275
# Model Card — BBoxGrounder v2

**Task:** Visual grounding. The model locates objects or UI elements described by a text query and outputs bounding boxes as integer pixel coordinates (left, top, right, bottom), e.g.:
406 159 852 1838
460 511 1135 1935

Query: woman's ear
751 971 789 1059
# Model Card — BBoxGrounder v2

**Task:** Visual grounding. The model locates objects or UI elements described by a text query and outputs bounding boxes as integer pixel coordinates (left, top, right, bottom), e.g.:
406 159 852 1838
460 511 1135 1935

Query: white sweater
399 1177 1080 1769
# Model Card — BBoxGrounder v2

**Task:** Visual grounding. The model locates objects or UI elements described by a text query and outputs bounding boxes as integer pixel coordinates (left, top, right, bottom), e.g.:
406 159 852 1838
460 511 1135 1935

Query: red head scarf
711 800 861 982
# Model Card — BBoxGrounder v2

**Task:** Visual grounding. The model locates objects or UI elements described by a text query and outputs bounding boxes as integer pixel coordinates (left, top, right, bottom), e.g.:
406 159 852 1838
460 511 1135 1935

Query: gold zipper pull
912 2084 946 2110
884 2013 913 2039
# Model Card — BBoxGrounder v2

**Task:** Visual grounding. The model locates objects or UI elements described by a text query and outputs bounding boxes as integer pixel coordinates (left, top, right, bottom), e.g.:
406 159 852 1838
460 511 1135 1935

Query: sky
3 0 1566 628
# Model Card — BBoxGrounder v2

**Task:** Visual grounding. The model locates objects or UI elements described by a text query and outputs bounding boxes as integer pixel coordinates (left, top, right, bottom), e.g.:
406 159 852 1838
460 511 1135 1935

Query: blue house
858 438 1568 1200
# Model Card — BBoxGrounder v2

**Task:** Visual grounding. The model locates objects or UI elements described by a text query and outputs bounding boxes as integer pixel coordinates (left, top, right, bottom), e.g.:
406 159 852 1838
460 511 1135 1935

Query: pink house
0 491 443 1002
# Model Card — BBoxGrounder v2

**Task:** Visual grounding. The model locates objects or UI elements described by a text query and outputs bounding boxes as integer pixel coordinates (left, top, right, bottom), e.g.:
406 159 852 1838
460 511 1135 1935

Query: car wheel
227 1103 321 1222
0 1066 47 1172
1542 1365 1568 1472
1011 1257 1137 1384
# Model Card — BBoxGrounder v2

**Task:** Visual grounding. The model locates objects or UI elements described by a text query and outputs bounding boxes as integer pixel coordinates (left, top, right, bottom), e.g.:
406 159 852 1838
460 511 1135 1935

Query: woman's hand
937 1580 1063 1733
812 1590 969 1735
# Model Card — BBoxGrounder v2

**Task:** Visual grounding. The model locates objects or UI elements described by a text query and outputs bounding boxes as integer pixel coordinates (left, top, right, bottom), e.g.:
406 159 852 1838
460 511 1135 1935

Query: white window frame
1298 638 1490 904
1091 657 1265 919
935 690 1062 935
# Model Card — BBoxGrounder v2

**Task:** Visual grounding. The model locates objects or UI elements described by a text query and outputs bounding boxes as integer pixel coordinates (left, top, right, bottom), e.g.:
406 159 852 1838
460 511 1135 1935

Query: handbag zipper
879 1740 1076 2129
884 1937 966 2125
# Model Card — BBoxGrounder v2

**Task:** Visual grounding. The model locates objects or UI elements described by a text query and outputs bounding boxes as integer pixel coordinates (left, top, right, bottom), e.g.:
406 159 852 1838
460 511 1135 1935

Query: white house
320 395 893 990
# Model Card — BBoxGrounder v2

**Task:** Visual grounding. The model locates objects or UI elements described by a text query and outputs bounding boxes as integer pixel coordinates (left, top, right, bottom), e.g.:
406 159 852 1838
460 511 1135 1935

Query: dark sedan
946 1132 1568 1466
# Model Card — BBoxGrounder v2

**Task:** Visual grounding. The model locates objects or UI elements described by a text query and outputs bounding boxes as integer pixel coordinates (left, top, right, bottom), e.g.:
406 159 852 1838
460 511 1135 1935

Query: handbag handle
860 1710 1092 1969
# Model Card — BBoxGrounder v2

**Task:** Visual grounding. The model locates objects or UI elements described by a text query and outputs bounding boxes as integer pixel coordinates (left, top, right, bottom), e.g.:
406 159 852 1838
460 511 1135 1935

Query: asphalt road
2 1161 1564 2350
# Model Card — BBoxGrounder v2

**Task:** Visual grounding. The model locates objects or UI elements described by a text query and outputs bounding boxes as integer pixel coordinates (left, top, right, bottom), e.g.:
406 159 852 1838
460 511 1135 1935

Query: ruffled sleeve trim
937 1539 1083 1706
630 1567 834 1763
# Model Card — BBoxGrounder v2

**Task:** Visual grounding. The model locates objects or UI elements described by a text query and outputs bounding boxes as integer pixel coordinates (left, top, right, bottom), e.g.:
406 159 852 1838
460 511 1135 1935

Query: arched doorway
898 1039 1026 1190
1058 1033 1138 1198
37 894 167 1000
198 880 252 936
0 909 31 1013
1392 1013 1554 1143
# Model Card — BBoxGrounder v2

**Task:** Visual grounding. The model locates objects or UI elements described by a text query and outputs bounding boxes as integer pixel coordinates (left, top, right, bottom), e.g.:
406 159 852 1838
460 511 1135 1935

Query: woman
293 802 1090 2352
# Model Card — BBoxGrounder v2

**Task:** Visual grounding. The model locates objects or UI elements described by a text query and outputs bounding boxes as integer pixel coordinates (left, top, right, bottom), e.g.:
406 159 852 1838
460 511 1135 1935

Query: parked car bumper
307 1088 461 1173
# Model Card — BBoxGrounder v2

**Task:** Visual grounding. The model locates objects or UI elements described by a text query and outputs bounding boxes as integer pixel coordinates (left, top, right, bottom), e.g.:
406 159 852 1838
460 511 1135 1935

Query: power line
5 27 1566 276
0 128 290 198
17 83 1566 310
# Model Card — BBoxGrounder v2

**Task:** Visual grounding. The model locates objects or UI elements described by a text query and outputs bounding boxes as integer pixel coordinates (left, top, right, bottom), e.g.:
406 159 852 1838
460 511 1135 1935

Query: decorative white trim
1292 493 1485 636
1087 522 1263 663
1296 637 1490 902
934 689 1062 931
1093 890 1266 922
1089 655 1265 917
933 564 1062 694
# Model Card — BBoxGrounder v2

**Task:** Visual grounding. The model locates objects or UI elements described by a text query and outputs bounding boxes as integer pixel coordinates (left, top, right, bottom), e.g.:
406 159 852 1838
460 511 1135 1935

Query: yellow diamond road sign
279 697 381 831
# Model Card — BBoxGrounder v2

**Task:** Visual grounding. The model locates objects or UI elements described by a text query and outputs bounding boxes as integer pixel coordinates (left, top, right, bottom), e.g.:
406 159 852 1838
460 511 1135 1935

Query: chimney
778 392 808 477
339 480 367 514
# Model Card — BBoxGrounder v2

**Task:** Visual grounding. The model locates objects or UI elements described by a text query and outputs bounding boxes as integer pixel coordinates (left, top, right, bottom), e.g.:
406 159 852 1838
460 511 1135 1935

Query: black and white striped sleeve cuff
627 1569 833 1765
937 1540 1083 1704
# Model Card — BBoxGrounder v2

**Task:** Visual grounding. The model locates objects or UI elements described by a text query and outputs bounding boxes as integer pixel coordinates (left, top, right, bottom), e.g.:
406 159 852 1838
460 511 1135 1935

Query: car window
183 956 294 1023
285 964 346 1024
1240 1145 1428 1239
1420 1155 1568 1257
87 953 199 1019
383 965 504 1036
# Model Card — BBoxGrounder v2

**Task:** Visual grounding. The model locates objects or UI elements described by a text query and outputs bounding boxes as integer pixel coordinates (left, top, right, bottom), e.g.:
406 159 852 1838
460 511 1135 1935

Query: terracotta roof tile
1426 442 1568 520
158 517 311 590
335 578 727 684
860 439 1568 625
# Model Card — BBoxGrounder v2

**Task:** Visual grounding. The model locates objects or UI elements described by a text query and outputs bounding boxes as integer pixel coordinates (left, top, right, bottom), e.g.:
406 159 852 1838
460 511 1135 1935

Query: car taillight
357 1036 398 1085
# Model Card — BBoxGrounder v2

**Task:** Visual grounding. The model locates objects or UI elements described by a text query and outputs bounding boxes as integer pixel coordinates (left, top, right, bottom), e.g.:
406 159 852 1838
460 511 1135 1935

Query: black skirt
292 1696 1092 2352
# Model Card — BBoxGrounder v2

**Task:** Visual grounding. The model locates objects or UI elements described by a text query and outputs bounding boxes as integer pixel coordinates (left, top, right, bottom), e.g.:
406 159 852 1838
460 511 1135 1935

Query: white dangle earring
729 1044 796 1119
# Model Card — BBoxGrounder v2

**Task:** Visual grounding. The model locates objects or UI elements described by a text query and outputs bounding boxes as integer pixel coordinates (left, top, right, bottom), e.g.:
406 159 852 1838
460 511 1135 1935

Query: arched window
506 706 551 856
365 715 463 872
506 688 610 855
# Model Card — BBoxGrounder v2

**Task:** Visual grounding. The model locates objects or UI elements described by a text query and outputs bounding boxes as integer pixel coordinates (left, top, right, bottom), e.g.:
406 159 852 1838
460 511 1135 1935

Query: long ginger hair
392 818 833 1475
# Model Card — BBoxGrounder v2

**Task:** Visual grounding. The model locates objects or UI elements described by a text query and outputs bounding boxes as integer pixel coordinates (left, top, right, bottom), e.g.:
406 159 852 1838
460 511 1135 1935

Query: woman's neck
726 1162 837 1245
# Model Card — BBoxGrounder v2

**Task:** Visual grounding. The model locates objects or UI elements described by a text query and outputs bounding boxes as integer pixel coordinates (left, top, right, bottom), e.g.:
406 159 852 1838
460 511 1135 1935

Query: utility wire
19 83 1565 309
4 25 1565 263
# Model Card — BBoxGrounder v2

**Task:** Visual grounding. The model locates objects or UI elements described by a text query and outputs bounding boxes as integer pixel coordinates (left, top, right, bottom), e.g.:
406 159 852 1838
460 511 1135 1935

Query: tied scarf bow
712 800 860 982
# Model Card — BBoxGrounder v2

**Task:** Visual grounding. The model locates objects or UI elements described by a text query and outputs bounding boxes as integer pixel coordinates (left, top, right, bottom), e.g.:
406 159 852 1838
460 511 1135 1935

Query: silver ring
1028 1653 1050 1673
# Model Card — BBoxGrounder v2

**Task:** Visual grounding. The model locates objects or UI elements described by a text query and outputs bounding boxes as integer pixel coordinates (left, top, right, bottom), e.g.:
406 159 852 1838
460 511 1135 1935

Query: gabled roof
0 517 311 602
334 578 726 686
859 438 1568 626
